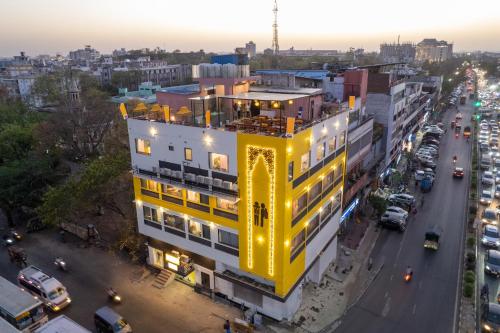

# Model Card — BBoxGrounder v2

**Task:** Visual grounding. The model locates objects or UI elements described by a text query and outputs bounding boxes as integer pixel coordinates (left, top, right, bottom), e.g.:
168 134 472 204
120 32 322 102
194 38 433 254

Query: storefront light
165 253 180 266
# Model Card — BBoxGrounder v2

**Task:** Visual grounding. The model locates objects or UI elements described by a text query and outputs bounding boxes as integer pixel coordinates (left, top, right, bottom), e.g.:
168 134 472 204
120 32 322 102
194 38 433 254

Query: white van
482 155 493 170
18 266 71 312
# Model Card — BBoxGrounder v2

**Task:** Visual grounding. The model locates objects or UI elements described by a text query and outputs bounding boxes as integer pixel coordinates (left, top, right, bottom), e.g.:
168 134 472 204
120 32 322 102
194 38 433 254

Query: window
162 184 182 198
209 153 229 172
216 198 238 213
189 220 211 239
168 145 174 151
307 214 320 235
135 138 151 155
308 181 322 201
339 131 346 146
292 193 308 217
218 229 239 248
328 136 336 152
291 229 305 253
163 213 185 231
143 206 158 222
316 142 325 161
300 152 310 172
323 171 334 189
321 202 333 221
288 161 294 182
187 190 209 205
184 148 192 161
140 179 159 191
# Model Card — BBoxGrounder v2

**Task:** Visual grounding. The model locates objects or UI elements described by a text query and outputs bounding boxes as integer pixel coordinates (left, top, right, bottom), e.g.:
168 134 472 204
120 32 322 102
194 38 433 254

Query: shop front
147 238 215 292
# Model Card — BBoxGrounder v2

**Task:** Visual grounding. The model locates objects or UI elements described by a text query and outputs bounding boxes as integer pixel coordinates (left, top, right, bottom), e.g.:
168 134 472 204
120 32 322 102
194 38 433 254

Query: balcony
135 166 239 201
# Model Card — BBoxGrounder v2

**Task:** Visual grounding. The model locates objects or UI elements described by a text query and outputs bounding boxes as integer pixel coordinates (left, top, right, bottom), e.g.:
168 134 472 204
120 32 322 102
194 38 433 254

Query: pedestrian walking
224 320 231 333
421 197 425 208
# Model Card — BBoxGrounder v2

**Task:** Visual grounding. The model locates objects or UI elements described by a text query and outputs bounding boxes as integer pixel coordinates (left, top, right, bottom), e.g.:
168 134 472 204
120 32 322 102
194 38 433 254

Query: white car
483 171 495 185
482 225 500 248
495 184 500 198
415 170 425 181
388 193 415 206
385 206 409 218
481 190 494 205
495 171 500 183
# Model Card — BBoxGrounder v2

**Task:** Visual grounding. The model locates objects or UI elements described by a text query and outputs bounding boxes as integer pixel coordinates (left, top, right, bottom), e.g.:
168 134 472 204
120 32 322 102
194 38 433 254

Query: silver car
485 250 500 277
482 225 500 248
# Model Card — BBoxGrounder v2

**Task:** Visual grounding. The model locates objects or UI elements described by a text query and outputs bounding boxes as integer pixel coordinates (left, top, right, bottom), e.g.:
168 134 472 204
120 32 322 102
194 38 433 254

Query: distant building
69 45 100 63
379 42 416 63
415 39 453 63
279 47 339 57
211 54 249 66
246 41 257 58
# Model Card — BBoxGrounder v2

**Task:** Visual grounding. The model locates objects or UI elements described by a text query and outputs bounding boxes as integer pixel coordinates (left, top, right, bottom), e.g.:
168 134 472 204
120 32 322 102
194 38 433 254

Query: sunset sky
1 0 499 56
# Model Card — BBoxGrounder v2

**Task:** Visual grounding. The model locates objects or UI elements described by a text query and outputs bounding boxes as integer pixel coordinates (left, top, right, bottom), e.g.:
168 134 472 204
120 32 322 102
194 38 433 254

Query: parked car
481 303 500 332
482 225 500 248
481 190 494 205
423 168 435 177
495 184 500 198
421 160 437 170
483 208 499 224
453 167 464 178
378 215 407 232
415 170 425 181
483 171 495 185
422 138 440 146
388 193 415 206
495 171 500 184
385 206 409 218
485 249 500 277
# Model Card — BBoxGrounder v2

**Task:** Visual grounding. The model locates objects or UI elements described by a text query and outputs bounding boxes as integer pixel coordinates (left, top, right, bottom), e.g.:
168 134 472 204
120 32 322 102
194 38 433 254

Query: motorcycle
10 230 22 241
54 257 68 272
107 287 122 303
404 268 413 282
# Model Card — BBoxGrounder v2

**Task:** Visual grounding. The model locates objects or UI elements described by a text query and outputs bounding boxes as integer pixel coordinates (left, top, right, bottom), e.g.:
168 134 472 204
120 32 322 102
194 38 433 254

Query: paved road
0 227 239 333
335 103 473 333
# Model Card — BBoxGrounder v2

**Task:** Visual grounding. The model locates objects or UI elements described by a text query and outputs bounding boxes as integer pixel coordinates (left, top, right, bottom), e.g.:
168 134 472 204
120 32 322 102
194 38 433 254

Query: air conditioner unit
222 181 232 190
204 177 213 185
185 173 196 181
165 169 172 176
173 171 182 179
232 184 238 192
213 178 223 187
196 175 205 183
152 167 159 175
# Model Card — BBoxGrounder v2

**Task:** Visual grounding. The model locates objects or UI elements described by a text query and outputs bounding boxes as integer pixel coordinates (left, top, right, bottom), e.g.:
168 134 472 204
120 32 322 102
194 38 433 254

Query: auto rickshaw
7 245 27 267
424 226 442 251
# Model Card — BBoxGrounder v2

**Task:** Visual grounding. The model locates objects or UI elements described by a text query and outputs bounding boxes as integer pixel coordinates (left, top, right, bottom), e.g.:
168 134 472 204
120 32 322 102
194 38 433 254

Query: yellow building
127 93 348 320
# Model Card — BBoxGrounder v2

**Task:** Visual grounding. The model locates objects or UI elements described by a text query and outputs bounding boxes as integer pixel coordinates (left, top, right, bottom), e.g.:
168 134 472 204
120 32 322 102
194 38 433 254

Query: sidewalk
278 213 381 333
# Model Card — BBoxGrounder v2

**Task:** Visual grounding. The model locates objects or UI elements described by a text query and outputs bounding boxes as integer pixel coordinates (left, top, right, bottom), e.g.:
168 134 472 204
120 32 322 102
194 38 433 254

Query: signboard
119 103 128 120
286 117 295 136
349 96 356 109
341 198 359 223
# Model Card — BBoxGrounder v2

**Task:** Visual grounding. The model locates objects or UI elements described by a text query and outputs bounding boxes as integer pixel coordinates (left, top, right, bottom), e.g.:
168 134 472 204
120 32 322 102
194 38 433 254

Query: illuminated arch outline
246 145 276 276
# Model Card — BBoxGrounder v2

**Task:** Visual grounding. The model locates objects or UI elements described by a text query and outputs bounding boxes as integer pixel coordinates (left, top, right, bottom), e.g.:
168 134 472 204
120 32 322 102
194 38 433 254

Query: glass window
218 229 239 248
321 202 333 221
187 190 209 205
184 148 192 161
140 179 158 191
292 193 308 217
329 136 336 152
288 161 294 182
323 171 334 189
189 220 211 239
143 206 158 222
291 229 305 253
216 198 238 213
163 212 185 231
209 153 229 172
307 215 320 235
308 181 322 201
300 152 310 172
161 184 183 198
339 130 346 146
316 142 325 161
135 138 151 155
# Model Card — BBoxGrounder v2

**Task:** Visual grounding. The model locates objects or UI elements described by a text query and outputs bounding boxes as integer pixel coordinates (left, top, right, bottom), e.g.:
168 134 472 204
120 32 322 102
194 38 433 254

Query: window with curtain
218 230 239 248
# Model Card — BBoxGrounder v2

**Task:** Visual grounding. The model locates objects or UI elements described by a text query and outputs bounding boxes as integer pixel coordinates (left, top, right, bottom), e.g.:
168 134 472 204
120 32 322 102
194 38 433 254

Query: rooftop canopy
222 91 308 102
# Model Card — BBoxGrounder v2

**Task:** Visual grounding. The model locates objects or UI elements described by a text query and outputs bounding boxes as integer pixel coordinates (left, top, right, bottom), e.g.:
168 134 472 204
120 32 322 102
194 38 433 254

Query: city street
335 102 473 333
0 224 240 333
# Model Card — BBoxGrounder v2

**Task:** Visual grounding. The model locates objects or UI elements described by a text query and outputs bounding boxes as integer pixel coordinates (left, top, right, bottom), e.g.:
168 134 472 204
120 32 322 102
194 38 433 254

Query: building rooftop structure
158 84 200 95
255 70 330 80
111 82 161 104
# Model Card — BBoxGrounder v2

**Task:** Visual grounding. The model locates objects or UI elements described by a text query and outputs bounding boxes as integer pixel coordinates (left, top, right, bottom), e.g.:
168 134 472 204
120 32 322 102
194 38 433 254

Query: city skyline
1 0 499 56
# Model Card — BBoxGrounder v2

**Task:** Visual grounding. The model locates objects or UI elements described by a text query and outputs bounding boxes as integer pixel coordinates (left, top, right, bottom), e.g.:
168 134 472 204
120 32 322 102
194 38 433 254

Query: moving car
453 167 464 178
424 225 442 251
485 249 500 277
388 193 415 206
482 225 500 248
481 190 494 205
482 208 498 224
483 171 495 185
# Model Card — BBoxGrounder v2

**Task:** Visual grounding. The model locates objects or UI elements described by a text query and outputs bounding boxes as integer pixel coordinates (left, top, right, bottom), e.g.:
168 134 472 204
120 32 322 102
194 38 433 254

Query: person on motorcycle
453 155 457 164
406 266 413 276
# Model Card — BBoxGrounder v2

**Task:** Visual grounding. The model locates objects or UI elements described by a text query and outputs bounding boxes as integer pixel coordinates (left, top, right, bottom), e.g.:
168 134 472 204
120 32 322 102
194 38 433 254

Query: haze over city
1 0 499 56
